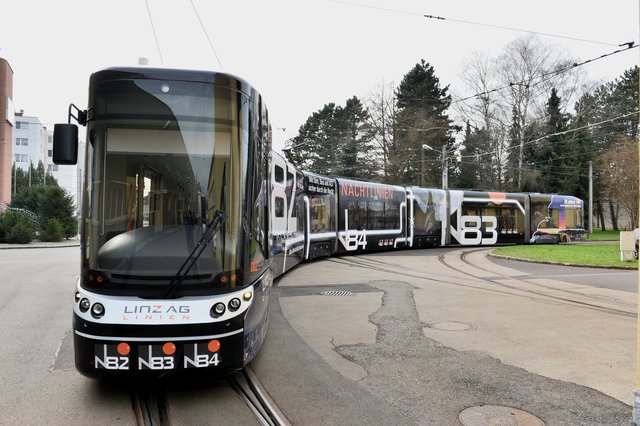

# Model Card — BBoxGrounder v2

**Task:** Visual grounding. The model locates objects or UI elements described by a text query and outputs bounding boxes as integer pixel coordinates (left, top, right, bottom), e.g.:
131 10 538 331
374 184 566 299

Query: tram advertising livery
53 67 586 379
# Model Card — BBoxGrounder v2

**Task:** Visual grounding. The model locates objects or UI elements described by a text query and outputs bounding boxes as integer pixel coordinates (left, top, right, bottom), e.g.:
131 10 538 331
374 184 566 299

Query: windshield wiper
164 209 228 298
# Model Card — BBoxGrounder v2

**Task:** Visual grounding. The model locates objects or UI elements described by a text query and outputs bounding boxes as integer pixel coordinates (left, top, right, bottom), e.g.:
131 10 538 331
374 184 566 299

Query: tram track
228 366 291 426
326 249 635 318
131 365 289 426
445 248 636 318
132 387 170 426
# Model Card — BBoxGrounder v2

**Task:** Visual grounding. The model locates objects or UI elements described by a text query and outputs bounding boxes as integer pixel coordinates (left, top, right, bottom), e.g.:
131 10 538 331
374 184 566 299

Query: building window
48 164 59 172
15 154 28 163
48 149 53 158
15 138 28 146
15 121 28 129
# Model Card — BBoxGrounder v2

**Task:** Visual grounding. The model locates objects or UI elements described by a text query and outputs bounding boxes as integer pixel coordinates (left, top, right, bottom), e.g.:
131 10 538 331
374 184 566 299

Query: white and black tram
53 67 586 379
54 67 272 378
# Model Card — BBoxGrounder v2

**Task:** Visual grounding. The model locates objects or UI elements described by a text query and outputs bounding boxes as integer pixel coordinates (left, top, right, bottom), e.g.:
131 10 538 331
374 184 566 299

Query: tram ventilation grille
320 290 356 297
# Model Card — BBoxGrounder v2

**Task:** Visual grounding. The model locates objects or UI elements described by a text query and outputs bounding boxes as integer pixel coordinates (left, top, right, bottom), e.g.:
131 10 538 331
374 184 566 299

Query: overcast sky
0 0 638 151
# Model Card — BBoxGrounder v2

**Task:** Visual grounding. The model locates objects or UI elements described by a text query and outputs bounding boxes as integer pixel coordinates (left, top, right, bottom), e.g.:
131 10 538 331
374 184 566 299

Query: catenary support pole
633 3 640 422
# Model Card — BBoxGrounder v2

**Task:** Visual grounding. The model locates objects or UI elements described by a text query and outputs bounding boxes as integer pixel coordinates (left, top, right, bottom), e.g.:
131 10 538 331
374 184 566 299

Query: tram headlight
210 302 226 317
74 292 81 303
91 303 105 318
79 298 90 312
242 291 252 302
228 298 241 311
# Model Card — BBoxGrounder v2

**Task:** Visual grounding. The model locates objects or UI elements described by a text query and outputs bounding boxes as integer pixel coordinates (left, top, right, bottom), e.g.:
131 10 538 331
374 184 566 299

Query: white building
12 111 48 177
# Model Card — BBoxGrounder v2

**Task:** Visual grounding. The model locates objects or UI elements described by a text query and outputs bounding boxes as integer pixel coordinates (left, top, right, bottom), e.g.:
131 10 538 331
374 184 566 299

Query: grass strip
491 243 638 269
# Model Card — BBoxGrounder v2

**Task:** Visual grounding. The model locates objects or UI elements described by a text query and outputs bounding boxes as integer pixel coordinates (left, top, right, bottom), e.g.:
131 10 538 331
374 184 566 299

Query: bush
40 218 64 242
0 211 35 244
6 221 35 244
63 216 79 239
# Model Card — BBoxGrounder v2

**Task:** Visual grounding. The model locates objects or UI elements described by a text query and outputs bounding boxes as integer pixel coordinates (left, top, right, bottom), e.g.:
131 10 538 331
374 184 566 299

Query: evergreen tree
391 60 454 186
38 185 78 238
454 122 480 189
334 97 377 179
10 182 77 239
289 103 339 174
542 87 571 192
290 97 377 179
574 66 639 229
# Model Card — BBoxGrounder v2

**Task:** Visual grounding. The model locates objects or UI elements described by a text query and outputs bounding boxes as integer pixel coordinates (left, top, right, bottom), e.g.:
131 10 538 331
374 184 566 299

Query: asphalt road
488 255 637 293
1 245 636 425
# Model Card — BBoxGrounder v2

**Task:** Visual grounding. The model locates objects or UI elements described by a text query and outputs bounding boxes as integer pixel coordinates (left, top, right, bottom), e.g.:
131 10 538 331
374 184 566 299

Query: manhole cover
320 290 356 297
460 405 544 426
428 321 476 331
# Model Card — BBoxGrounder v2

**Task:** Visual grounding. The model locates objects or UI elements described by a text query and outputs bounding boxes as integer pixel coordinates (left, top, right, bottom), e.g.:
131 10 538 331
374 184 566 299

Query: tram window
275 165 284 184
275 197 285 218
384 202 400 230
368 201 384 230
310 196 334 232
287 172 297 218
347 201 367 229
142 169 162 229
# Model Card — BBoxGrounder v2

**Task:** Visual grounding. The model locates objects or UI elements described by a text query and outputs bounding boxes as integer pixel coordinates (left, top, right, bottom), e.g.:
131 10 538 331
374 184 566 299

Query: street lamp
422 143 463 189
422 144 449 189
421 144 427 187
416 127 448 187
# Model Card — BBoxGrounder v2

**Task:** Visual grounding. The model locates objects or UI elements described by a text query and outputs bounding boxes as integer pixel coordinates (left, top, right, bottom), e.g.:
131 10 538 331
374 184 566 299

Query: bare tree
456 51 508 188
599 136 639 229
454 35 585 190
496 35 586 189
363 80 397 180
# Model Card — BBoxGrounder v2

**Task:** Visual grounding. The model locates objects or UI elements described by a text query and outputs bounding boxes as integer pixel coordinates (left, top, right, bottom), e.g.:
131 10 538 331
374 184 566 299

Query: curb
0 240 80 250
488 251 638 270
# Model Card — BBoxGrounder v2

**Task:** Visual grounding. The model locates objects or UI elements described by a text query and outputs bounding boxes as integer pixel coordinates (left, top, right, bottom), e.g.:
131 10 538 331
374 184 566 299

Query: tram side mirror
53 123 78 165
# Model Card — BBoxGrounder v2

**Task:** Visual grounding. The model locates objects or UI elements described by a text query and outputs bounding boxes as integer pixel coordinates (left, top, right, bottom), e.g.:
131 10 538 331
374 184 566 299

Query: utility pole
633 2 640 423
421 147 425 187
588 161 593 234
442 144 448 189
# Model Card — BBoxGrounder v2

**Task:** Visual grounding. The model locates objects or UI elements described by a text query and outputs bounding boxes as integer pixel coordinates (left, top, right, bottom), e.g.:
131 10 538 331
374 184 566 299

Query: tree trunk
608 200 618 230
596 199 605 231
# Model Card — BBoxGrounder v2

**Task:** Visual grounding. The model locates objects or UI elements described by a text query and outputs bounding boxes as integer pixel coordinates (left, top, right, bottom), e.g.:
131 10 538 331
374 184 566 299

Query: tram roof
90 66 257 97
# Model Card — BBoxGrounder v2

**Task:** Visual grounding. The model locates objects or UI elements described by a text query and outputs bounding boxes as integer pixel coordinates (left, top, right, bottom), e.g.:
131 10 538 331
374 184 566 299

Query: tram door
270 153 304 275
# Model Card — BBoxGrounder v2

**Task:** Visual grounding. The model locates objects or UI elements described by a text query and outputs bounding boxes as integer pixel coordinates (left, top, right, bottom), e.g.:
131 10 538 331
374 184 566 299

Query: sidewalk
0 236 80 249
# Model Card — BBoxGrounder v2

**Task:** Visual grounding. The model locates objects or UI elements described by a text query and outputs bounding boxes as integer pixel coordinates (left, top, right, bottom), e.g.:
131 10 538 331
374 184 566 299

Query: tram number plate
183 342 221 368
137 344 176 370
95 344 130 370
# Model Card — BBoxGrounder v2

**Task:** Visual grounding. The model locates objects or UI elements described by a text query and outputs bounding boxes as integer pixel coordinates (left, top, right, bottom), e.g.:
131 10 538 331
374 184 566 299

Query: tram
54 67 272 378
53 66 586 379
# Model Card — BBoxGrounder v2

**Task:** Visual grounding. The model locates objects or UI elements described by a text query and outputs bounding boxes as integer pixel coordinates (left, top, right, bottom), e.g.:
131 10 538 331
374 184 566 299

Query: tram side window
384 202 400 230
531 202 547 229
368 201 384 229
275 197 285 218
287 171 296 218
310 196 334 232
347 201 367 229
565 208 583 229
274 165 284 184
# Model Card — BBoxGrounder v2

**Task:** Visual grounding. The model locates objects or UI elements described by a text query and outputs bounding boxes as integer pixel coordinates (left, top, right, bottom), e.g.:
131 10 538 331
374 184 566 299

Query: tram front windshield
83 78 249 296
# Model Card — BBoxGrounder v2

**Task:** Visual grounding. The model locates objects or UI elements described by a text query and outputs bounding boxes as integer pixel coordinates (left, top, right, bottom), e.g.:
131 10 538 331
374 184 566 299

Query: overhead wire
327 0 623 47
454 44 638 104
189 0 224 70
144 0 164 65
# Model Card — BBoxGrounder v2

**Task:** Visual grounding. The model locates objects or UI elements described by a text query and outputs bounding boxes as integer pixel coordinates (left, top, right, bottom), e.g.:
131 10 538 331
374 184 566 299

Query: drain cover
460 405 544 425
428 321 476 331
320 290 356 297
